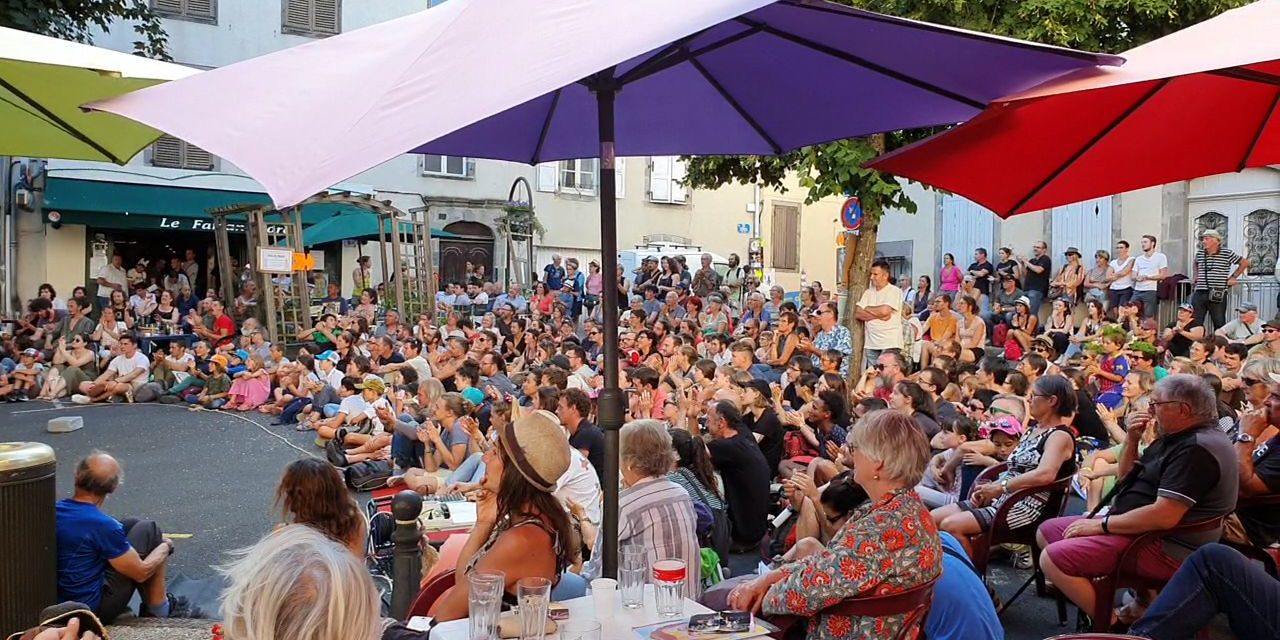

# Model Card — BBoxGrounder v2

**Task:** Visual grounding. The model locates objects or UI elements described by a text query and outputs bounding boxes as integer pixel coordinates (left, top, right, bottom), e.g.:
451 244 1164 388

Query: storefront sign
159 217 289 235
258 247 294 274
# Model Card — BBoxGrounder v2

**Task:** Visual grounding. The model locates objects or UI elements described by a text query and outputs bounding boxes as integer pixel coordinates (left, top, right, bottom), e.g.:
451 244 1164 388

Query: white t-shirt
107 352 151 389
337 394 369 420
1109 256 1135 290
96 264 128 295
857 283 905 350
164 352 196 383
555 448 603 526
363 396 393 432
319 366 344 390
407 355 432 381
1132 252 1168 291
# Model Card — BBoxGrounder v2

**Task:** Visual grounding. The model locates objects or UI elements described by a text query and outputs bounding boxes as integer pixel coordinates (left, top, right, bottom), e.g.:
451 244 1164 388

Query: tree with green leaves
0 0 170 60
683 0 1248 382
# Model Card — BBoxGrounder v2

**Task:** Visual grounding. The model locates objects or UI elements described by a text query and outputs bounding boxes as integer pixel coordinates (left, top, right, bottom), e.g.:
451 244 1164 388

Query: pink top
939 265 963 292
586 272 604 295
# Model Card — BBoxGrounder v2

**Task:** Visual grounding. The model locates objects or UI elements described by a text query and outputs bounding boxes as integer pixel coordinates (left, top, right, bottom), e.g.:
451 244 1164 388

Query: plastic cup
589 578 617 616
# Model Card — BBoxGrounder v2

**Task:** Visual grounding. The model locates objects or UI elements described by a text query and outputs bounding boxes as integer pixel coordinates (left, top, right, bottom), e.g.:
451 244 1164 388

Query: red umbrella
870 0 1280 217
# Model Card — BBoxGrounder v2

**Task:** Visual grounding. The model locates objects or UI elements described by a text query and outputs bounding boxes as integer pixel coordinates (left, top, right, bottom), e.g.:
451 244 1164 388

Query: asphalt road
3 401 1072 638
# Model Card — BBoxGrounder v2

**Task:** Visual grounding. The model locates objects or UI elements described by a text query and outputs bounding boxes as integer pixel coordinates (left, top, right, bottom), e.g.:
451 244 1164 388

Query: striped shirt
586 476 702 599
1194 247 1242 291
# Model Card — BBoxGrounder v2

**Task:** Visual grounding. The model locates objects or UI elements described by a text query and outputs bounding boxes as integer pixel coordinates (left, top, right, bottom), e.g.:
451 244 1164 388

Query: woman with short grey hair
585 420 701 598
728 410 941 638
219 525 381 640
1240 358 1280 410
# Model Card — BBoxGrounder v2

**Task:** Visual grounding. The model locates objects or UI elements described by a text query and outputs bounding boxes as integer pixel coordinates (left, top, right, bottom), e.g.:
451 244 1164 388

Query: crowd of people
32 236 1280 640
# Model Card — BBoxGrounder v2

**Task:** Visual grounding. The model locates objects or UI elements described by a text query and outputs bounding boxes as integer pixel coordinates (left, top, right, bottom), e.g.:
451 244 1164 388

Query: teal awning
43 177 359 232
301 211 460 247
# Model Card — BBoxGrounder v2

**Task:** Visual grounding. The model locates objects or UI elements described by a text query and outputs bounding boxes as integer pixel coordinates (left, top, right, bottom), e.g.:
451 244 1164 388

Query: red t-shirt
210 313 236 347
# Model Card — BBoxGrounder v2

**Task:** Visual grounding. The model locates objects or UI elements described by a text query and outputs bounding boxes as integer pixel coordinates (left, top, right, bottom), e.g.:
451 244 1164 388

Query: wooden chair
403 569 456 621
1222 494 1280 578
766 576 938 640
1075 516 1225 633
963 462 1074 611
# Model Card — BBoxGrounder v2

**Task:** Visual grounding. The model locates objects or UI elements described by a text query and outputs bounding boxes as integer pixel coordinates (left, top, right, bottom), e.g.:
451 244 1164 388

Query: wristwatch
1232 433 1256 445
999 478 1010 494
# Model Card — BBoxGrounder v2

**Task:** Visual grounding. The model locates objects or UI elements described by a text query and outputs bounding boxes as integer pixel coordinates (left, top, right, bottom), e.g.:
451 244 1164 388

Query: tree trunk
840 213 881 388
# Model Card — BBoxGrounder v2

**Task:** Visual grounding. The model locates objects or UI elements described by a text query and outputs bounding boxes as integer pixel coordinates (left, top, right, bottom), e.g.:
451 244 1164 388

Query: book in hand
634 612 770 640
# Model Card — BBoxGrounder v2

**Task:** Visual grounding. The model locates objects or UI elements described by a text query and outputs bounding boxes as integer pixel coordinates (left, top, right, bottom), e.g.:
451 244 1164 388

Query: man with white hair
1037 374 1238 623
691 253 722 298
1215 301 1265 346
1192 228 1248 330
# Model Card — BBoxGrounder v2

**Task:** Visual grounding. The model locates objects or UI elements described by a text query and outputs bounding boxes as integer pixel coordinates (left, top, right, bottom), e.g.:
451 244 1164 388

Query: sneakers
71 394 90 405
125 388 134 403
325 439 348 467
143 594 205 619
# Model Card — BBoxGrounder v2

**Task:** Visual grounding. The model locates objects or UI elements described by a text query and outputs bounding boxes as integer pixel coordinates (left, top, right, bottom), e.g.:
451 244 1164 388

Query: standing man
543 254 565 293
967 248 995 299
1192 229 1248 331
181 248 200 292
95 252 129 315
352 256 373 297
1017 241 1052 316
691 253 723 298
854 260 904 370
1132 234 1169 319
1108 240 1135 309
56 452 196 621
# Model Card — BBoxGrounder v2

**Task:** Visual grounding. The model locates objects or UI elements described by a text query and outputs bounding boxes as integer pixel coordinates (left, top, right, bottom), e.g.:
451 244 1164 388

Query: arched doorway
440 221 494 286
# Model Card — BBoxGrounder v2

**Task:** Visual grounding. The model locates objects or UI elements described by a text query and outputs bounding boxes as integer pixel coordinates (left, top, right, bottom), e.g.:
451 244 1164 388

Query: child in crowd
189 355 231 410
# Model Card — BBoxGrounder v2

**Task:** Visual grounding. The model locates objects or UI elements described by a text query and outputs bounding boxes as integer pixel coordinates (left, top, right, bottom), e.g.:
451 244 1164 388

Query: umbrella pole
594 78 622 580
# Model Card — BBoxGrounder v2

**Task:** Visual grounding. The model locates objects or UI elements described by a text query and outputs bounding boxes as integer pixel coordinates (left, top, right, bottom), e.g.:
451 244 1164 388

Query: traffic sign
737 223 751 234
840 196 863 230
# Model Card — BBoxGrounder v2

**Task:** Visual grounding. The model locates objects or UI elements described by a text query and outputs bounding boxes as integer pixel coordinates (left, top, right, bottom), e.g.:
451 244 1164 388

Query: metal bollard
389 490 424 620
0 442 57 636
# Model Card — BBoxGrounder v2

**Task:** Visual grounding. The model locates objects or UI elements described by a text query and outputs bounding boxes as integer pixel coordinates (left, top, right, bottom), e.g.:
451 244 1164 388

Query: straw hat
498 410 570 493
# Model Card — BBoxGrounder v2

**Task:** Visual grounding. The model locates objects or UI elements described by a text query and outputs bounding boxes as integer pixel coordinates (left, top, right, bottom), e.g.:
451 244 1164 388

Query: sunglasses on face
1242 377 1265 386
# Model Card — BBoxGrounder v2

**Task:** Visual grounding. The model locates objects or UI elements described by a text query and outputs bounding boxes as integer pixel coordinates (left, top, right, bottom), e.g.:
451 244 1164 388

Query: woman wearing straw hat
430 410 575 621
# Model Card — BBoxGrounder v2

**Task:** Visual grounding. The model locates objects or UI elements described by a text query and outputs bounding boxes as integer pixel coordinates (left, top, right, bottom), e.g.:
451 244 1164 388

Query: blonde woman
220 525 381 640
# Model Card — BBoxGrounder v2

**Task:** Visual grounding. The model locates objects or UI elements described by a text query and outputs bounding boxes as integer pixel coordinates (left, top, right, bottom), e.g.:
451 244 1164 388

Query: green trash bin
0 442 57 636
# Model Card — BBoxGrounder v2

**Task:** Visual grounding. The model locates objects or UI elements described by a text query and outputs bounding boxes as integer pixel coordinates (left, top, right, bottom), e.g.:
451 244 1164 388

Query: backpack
344 460 394 491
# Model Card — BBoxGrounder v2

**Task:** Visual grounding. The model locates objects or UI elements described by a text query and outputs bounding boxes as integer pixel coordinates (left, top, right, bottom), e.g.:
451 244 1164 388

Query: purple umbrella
94 0 1118 577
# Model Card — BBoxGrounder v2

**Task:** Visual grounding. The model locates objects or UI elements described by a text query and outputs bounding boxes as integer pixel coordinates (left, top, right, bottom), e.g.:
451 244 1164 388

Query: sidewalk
107 617 212 640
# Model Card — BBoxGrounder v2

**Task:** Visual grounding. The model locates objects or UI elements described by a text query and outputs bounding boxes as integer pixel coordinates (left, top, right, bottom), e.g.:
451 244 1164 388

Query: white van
617 243 732 280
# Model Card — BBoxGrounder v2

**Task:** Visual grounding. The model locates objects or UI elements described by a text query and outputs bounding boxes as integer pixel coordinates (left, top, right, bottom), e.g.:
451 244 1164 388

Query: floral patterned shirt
762 488 941 640
811 324 853 376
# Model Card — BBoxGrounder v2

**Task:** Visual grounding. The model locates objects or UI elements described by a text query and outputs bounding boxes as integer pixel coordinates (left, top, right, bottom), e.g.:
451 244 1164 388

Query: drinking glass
559 619 603 640
618 545 647 609
516 576 552 640
468 570 505 640
652 558 686 618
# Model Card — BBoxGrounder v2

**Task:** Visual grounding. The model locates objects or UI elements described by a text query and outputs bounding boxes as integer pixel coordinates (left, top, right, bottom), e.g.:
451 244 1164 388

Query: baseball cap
981 415 1024 439
210 354 229 369
21 348 38 357
1237 301 1258 312
462 386 486 406
1265 317 1280 330
1178 302 1195 312
736 378 772 400
234 349 250 361
356 378 386 394
317 350 340 363
1015 296 1031 308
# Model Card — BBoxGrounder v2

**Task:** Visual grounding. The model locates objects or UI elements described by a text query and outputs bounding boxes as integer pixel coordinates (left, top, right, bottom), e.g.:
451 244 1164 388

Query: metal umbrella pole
590 72 623 580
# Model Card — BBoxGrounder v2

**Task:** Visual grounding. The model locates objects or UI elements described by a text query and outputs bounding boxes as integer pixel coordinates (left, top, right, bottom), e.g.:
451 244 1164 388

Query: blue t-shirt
926 532 1004 640
544 264 565 291
55 498 131 609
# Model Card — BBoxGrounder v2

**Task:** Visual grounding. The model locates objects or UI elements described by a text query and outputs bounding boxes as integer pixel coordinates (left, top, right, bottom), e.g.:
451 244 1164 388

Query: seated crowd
36 245 1280 640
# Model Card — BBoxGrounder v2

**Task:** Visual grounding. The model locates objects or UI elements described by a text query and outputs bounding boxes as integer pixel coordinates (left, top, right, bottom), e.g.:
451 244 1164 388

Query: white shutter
649 156 671 202
151 136 184 168
313 0 340 34
284 0 312 30
671 158 688 203
153 0 183 13
183 143 215 171
536 163 558 192
614 157 626 199
186 0 215 17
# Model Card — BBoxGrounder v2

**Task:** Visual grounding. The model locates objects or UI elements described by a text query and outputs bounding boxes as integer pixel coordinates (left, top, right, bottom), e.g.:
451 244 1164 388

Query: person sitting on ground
916 416 982 509
224 354 271 412
274 458 367 557
429 411 575 621
219 525 381 640
727 410 941 639
39 335 96 400
73 336 149 404
2 347 44 400
705 400 771 552
187 354 231 409
55 451 197 622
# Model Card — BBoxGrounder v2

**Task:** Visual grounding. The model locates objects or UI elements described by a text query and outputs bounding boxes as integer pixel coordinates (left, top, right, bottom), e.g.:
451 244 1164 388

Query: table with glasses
428 583 715 640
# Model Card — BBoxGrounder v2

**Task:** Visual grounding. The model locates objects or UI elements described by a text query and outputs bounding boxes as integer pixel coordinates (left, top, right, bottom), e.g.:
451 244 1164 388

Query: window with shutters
149 135 217 171
282 0 341 37
647 156 688 204
152 0 216 22
1195 212 1229 250
771 203 800 271
421 155 474 179
559 159 598 196
1244 209 1279 276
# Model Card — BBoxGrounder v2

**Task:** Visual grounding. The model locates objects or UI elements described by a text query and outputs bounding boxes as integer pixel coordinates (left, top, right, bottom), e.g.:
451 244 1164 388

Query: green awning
43 177 359 232
301 211 460 247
